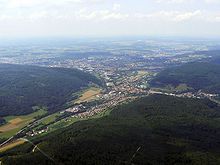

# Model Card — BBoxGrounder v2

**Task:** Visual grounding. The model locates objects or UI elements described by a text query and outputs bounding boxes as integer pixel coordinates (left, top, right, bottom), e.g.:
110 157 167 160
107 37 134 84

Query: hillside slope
2 95 220 165
150 62 220 93
196 50 220 64
0 64 101 116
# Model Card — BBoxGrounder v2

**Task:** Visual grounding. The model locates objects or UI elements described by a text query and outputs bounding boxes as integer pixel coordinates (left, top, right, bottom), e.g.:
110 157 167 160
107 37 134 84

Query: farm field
137 70 148 77
40 112 60 125
0 109 47 139
75 87 102 104
0 139 26 153
0 108 112 153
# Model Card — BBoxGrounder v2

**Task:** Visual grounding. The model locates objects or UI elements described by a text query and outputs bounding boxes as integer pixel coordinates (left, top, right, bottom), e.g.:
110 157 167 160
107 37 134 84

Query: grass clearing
46 108 112 136
90 108 112 119
41 112 60 125
75 87 101 104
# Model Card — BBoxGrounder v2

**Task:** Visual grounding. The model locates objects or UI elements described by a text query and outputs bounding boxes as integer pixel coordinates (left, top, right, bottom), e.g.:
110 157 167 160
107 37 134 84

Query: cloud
113 3 121 11
0 0 219 38
135 10 202 22
4 0 105 9
156 0 193 4
156 0 220 4
0 0 125 21
215 16 220 22
75 8 129 21
174 10 202 21
203 12 220 22
204 0 220 4
0 0 110 21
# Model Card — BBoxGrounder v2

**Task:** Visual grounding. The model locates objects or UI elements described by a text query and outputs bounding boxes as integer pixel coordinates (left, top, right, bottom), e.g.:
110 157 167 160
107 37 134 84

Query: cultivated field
41 112 60 125
0 109 46 138
75 87 101 104
0 118 24 132
0 139 26 153
137 70 148 77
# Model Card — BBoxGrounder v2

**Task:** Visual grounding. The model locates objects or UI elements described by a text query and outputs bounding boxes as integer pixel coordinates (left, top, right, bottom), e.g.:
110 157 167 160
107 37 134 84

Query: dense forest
0 64 101 116
0 118 5 126
150 62 220 93
2 95 220 164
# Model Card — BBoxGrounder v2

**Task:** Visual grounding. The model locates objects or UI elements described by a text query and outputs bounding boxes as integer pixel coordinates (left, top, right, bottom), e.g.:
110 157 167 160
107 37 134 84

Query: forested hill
150 62 220 93
0 64 101 116
2 95 220 164
196 50 220 64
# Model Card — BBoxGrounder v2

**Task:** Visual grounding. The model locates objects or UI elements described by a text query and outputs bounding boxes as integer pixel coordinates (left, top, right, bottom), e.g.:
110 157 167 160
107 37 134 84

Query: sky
0 0 220 38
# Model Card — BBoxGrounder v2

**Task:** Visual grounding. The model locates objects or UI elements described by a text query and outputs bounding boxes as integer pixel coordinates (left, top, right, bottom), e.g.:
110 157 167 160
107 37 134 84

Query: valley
0 0 220 163
0 39 220 164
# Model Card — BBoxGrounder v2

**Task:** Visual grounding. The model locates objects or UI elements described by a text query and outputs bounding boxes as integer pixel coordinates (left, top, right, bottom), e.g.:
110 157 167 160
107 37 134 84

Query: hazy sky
0 0 220 38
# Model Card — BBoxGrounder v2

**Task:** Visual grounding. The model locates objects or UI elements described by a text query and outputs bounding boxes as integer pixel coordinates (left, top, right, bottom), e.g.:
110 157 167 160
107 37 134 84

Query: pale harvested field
137 70 148 77
0 118 24 132
9 118 23 125
0 109 46 138
0 139 25 153
75 87 101 104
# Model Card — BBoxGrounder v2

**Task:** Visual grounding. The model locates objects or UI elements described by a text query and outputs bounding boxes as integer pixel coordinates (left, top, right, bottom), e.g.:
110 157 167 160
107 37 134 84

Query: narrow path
130 146 141 164
32 145 38 152
20 138 55 163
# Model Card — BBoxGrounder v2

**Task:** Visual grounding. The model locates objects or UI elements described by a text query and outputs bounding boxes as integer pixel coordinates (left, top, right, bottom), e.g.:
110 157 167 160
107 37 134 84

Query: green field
46 109 111 134
0 109 47 139
30 108 113 140
40 112 60 125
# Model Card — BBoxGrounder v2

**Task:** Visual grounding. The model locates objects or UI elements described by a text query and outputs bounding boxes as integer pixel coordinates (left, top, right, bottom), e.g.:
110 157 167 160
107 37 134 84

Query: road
20 138 55 163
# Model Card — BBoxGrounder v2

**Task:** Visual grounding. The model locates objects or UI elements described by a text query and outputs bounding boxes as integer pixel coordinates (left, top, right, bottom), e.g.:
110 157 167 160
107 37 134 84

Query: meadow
0 109 46 139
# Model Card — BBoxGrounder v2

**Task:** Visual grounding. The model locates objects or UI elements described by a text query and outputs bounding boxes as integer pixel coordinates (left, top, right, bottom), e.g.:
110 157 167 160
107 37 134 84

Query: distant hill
150 62 220 93
196 50 220 64
0 64 101 116
2 95 220 164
